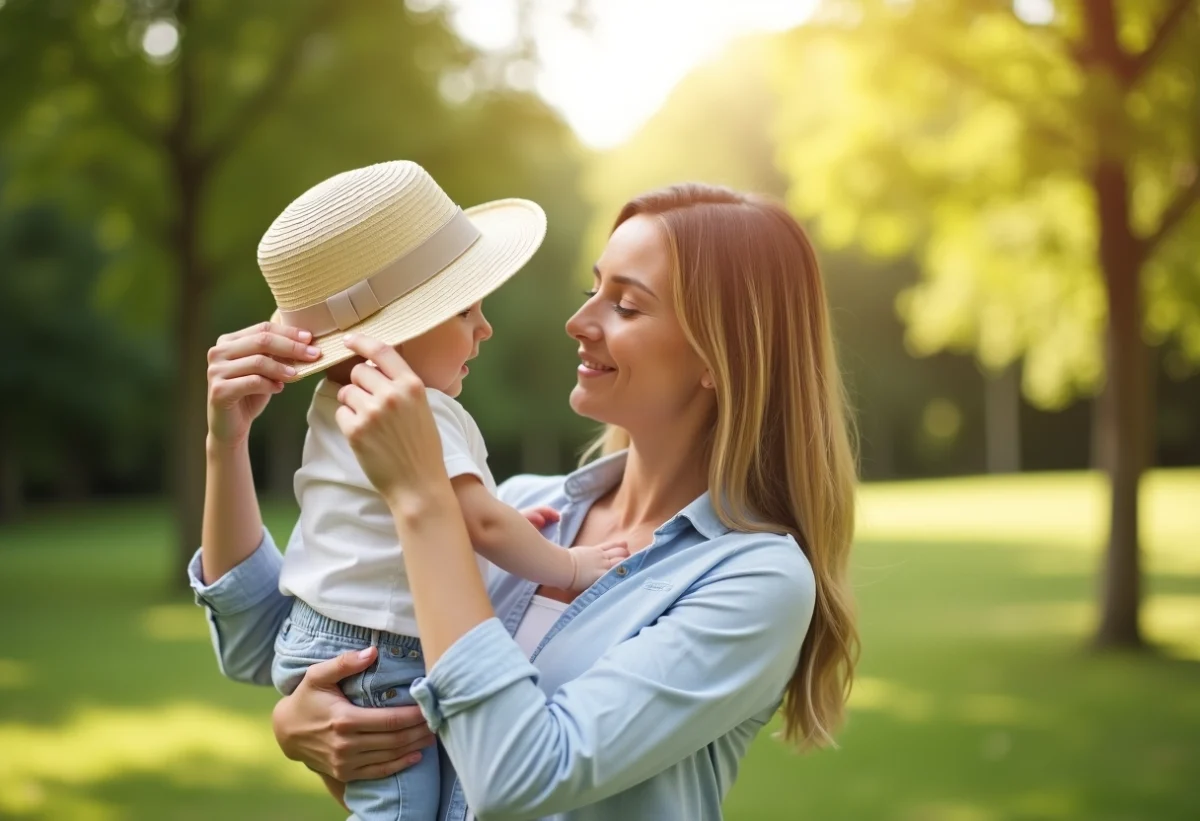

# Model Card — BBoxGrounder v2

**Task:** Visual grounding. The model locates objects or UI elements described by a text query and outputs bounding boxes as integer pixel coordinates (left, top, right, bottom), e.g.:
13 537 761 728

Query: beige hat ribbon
277 208 481 335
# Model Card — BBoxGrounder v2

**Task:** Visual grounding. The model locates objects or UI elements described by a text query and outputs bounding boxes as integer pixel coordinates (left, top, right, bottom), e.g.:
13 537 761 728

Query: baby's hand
522 505 561 530
568 542 630 592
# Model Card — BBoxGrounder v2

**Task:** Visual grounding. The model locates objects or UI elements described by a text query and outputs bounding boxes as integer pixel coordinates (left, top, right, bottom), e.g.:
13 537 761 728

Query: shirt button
384 688 397 700
616 566 628 577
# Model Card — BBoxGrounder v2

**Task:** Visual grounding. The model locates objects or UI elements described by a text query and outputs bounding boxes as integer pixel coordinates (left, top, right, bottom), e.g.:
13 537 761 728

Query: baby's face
396 302 492 397
322 302 491 394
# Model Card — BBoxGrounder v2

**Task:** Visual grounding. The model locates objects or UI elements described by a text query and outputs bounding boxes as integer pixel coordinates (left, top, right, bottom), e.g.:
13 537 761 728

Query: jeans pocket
271 622 349 696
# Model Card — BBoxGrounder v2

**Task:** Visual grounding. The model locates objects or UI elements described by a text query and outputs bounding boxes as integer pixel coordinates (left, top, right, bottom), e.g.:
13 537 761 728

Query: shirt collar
563 450 731 541
563 450 628 501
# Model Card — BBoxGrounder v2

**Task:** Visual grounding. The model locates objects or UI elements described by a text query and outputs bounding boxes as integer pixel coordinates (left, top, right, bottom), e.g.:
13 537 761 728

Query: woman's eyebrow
592 264 659 300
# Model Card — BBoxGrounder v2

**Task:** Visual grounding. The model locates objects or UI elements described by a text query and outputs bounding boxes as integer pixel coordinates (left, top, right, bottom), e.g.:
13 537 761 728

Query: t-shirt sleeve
427 388 487 484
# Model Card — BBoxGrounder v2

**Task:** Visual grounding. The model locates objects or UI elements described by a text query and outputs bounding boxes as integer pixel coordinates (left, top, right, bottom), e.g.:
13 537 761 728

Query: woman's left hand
334 334 449 503
272 647 435 782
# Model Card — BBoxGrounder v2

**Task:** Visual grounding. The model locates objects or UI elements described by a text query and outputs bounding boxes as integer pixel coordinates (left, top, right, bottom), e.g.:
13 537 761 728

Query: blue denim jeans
272 599 438 821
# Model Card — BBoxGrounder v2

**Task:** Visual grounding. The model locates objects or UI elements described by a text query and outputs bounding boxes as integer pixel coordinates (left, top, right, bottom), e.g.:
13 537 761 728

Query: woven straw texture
257 161 546 378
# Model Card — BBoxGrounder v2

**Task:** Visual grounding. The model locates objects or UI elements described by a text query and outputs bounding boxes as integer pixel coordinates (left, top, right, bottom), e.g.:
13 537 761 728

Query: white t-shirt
512 595 569 658
279 380 496 637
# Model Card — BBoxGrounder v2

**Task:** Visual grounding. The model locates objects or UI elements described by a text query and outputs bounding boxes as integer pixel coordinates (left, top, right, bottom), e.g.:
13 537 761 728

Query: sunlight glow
1013 0 1055 26
446 0 818 148
141 20 179 60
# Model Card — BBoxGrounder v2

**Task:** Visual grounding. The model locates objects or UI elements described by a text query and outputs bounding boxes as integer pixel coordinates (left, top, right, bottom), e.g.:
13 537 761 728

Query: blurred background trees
1 2 1199 818
0 0 591 575
773 0 1200 648
0 0 1197 641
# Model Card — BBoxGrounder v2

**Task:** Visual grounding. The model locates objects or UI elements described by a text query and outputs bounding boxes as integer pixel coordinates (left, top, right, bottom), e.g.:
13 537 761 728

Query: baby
254 161 627 821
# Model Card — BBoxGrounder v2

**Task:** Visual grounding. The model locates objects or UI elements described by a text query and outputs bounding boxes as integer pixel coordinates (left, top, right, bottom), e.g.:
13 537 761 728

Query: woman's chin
569 385 606 421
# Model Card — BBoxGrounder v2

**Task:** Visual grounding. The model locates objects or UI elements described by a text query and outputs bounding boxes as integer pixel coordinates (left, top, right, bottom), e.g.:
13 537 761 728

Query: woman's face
566 215 712 434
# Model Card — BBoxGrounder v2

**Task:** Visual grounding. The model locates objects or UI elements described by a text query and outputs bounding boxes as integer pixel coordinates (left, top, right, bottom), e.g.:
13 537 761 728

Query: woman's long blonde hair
585 183 859 750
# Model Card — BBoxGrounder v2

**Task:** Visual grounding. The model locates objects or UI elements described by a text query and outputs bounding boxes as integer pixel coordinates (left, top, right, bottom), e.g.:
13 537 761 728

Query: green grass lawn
1 470 1198 820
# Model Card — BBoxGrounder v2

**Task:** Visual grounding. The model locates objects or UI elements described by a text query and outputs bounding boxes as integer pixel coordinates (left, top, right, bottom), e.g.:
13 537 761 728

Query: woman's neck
605 428 710 534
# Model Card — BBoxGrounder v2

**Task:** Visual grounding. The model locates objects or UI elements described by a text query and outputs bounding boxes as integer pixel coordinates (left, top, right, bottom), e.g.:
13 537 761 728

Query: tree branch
1142 171 1200 254
1075 0 1138 83
200 0 341 167
70 42 162 146
911 40 1081 152
1130 0 1197 83
802 20 1082 152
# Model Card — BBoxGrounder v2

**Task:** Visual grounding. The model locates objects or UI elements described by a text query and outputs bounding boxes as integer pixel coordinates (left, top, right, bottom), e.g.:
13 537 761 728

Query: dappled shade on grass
1 472 1198 819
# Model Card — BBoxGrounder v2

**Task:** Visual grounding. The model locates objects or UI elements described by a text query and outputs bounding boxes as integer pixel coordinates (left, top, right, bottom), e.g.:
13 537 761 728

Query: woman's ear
700 371 715 390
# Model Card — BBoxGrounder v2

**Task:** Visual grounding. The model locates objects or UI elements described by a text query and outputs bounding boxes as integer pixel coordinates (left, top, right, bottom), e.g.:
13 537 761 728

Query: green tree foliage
0 0 590 575
773 0 1200 646
0 190 162 520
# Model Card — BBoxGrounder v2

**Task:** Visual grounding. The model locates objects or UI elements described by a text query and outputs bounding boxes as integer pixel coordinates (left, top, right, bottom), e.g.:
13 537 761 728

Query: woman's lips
578 356 616 378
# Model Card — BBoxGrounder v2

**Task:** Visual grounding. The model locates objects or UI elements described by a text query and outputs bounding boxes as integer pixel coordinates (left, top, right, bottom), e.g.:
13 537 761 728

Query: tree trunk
0 417 23 523
1092 160 1146 648
1090 379 1113 473
984 363 1021 474
169 2 209 586
170 170 210 585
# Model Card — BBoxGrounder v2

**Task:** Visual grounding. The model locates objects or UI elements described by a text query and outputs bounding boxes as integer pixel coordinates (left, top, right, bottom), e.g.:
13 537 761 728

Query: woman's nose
565 302 600 342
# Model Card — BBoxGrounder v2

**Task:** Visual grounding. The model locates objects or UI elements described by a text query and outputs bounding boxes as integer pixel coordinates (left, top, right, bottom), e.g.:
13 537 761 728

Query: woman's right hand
272 646 435 782
206 321 321 448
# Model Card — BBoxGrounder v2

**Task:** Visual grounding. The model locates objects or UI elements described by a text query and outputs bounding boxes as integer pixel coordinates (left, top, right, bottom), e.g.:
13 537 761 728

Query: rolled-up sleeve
188 528 292 687
412 549 815 821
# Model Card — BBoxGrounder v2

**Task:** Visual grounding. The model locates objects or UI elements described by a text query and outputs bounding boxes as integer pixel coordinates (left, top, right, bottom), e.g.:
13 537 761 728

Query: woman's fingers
347 703 431 735
336 383 372 415
343 334 417 383
212 353 300 384
302 647 378 689
350 359 390 393
212 328 322 366
343 737 431 765
350 753 424 782
219 320 312 345
208 374 283 405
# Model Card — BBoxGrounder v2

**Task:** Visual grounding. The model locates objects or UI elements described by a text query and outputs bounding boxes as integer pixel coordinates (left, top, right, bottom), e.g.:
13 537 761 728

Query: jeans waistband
288 599 423 653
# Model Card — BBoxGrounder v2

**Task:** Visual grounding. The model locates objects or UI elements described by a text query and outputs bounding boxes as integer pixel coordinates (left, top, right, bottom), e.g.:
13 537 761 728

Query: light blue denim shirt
189 452 816 821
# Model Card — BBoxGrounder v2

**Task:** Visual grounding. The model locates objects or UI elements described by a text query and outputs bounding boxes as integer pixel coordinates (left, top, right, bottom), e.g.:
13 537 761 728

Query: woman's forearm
388 484 495 667
200 434 265 584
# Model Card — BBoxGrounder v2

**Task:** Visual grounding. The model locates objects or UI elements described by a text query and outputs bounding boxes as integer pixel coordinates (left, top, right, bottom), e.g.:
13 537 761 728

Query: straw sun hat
258 160 547 379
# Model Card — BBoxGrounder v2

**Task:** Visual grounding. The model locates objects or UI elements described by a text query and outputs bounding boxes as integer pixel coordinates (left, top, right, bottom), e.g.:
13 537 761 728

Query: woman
193 183 858 819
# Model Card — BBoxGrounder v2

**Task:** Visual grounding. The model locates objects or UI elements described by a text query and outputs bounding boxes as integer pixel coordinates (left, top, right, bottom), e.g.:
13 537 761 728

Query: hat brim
271 197 546 379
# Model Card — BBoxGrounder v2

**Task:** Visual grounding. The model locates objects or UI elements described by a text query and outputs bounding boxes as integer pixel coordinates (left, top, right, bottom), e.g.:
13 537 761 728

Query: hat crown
257 161 459 311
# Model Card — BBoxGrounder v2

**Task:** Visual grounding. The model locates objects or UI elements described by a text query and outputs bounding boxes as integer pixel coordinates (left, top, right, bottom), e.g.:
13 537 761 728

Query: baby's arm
451 476 626 591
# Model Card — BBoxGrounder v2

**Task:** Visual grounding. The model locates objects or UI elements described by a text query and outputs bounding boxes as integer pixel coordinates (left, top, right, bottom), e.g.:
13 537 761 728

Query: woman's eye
583 288 636 317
